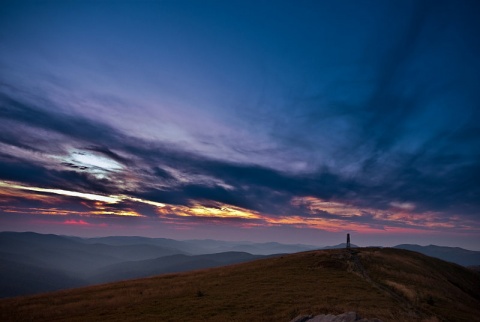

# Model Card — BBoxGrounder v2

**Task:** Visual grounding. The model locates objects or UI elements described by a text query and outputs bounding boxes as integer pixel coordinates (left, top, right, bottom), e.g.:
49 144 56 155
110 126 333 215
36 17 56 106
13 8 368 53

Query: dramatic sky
1 0 479 249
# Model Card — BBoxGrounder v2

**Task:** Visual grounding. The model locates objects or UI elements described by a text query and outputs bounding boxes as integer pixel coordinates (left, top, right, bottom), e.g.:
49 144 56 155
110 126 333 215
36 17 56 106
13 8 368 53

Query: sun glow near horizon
0 180 477 236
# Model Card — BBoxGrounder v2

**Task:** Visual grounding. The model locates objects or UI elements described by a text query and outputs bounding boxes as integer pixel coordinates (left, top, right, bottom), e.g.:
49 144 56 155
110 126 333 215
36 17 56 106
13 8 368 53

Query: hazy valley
0 232 318 298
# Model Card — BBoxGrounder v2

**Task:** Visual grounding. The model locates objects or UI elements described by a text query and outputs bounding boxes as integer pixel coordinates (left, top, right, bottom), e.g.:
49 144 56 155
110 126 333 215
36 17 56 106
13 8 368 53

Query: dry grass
359 248 480 322
383 281 417 302
0 248 479 322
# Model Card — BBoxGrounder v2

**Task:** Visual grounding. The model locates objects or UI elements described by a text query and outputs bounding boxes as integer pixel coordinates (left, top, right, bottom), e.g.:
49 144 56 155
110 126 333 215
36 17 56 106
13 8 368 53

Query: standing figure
346 233 351 249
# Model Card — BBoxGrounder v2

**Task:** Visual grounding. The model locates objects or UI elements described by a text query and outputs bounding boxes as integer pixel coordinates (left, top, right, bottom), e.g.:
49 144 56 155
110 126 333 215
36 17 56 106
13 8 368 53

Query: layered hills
393 244 480 267
0 247 479 321
0 232 281 298
1 232 479 299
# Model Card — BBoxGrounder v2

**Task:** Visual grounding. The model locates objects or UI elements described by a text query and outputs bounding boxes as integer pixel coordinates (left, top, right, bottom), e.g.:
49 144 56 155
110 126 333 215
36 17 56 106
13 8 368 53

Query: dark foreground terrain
0 247 479 322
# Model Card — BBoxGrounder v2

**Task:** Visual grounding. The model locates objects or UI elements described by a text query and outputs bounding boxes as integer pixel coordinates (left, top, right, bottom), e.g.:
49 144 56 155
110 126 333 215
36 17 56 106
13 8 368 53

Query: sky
1 0 479 249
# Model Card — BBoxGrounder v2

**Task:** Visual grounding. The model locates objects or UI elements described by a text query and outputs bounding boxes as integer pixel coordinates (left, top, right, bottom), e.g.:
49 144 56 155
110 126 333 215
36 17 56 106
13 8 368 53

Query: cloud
1 14 480 236
63 219 107 227
1 87 478 221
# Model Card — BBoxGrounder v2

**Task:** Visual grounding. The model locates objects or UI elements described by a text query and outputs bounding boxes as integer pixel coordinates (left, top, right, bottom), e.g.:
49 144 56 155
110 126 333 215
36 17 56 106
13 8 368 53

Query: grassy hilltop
0 248 479 322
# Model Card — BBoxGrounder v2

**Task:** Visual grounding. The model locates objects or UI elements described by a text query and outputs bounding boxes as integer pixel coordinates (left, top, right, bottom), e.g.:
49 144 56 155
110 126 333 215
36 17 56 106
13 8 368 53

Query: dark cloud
84 146 131 166
0 156 52 186
0 94 119 145
152 167 174 180
1 87 479 225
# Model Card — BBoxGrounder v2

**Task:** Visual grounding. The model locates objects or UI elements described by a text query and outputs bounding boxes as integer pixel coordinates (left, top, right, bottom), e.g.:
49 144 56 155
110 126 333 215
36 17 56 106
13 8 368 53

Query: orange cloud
291 196 371 217
263 215 380 233
288 195 478 233
64 219 93 226
157 200 262 220
0 186 61 204
0 206 82 216
1 179 477 234
61 219 107 227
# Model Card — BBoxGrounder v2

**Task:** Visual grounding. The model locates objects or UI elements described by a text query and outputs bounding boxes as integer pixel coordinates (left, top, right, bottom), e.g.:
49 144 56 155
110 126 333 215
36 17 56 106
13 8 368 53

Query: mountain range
1 231 479 298
1 247 479 321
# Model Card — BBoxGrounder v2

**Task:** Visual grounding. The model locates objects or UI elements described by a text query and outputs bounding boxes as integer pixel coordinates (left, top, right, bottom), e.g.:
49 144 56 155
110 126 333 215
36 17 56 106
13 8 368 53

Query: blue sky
1 0 479 248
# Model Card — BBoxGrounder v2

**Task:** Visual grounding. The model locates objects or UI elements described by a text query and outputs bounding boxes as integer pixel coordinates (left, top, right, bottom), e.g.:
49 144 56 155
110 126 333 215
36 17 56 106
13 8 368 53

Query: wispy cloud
0 0 479 246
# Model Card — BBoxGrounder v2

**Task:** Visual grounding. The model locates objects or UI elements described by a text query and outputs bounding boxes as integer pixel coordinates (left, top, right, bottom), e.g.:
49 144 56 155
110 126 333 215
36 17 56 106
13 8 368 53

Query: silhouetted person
346 233 351 248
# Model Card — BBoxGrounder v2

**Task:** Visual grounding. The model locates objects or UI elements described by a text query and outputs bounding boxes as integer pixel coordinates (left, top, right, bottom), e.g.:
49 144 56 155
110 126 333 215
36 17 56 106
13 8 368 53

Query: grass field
0 248 478 321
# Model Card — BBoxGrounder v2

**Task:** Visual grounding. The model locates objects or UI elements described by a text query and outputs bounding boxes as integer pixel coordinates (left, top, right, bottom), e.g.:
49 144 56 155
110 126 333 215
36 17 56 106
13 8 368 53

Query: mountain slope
1 248 478 322
394 244 480 266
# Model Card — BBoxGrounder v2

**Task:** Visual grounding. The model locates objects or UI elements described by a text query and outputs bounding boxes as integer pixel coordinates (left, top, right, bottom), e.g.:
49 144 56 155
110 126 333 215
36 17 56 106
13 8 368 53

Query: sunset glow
1 0 479 248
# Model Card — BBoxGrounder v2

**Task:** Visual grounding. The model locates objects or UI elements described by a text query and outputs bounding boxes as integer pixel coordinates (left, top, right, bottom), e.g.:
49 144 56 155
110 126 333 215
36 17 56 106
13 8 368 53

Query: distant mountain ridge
90 252 268 284
67 235 319 255
394 244 480 267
